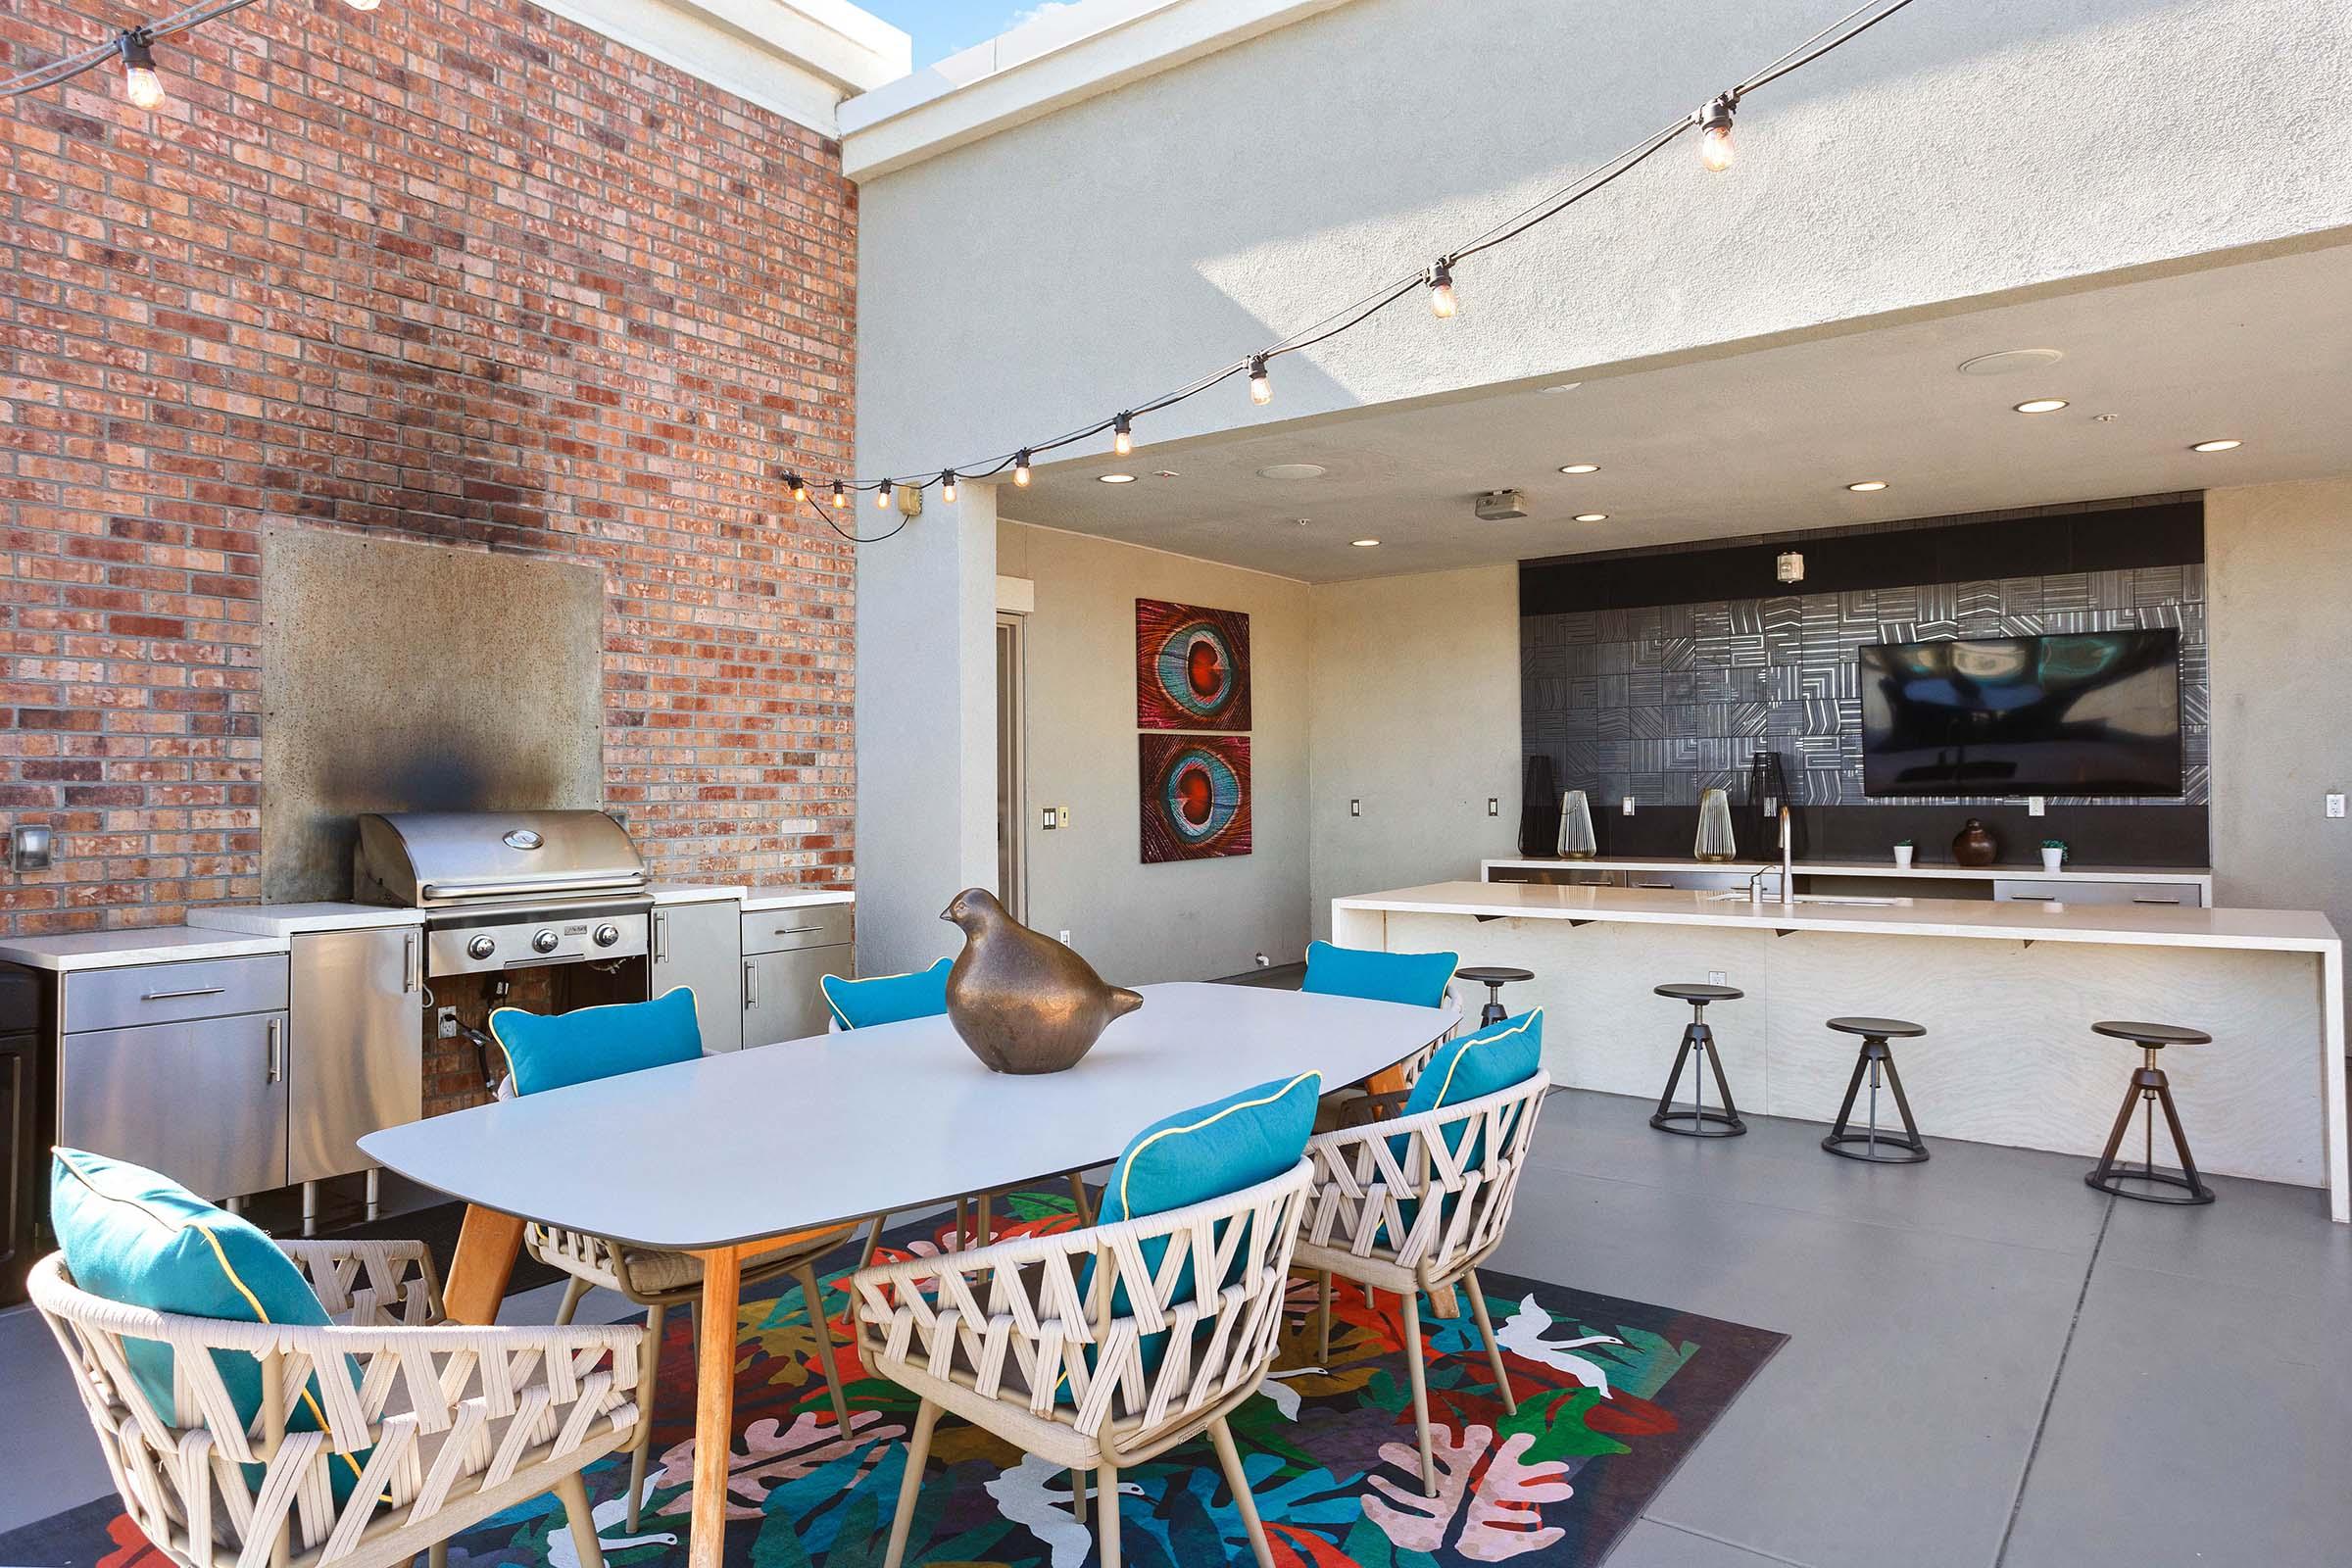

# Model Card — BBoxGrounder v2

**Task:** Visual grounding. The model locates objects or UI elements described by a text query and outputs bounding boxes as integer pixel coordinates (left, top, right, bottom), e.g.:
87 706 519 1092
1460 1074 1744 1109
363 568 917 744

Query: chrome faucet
1780 805 1795 905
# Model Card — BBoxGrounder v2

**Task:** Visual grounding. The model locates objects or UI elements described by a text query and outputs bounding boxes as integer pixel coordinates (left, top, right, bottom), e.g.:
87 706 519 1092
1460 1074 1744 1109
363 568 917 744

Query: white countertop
741 887 854 912
0 927 290 971
184 903 426 937
1341 880 2339 955
1482 856 2214 886
646 882 750 905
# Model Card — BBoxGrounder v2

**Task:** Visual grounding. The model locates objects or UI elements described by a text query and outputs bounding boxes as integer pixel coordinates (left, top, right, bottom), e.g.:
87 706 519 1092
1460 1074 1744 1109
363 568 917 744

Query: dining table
359 979 1458 1568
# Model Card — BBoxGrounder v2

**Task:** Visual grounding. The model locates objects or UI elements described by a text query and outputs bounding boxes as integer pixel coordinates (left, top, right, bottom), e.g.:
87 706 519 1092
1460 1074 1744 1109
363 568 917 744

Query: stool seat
1828 1015 1926 1039
1458 965 1536 986
2091 1020 2212 1047
1655 983 1743 1004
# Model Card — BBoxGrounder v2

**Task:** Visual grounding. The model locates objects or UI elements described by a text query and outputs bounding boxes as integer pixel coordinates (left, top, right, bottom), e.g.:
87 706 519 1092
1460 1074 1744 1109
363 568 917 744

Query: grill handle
418 871 649 901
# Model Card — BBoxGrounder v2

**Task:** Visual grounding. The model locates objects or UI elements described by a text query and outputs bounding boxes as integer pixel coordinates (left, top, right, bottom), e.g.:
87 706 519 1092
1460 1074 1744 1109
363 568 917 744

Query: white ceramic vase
1893 845 1915 869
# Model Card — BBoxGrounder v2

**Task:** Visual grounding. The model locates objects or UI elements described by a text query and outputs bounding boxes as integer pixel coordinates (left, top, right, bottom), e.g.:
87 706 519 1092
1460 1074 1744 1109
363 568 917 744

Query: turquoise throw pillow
1387 1009 1544 1244
820 957 952 1030
1300 940 1457 1009
50 1149 370 1502
492 985 702 1096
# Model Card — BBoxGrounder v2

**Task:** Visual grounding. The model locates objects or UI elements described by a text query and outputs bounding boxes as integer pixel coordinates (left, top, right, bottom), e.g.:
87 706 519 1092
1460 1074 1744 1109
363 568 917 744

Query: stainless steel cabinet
741 902 853 1048
289 928 422 1187
58 1009 288 1201
1991 877 2203 907
652 900 744 1054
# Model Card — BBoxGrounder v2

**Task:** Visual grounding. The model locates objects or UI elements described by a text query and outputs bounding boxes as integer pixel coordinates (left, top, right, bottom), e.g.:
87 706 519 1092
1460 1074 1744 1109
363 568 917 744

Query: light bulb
343 0 381 10
1695 93 1737 172
1112 413 1133 457
1013 450 1032 487
786 473 806 502
940 470 957 503
876 480 893 509
1249 355 1272 406
830 481 847 509
1428 258 1458 318
120 33 166 111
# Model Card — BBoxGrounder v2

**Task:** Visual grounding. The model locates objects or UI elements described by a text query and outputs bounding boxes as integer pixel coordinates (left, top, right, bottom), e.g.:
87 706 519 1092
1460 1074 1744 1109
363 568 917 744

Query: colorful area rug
2 1192 1783 1567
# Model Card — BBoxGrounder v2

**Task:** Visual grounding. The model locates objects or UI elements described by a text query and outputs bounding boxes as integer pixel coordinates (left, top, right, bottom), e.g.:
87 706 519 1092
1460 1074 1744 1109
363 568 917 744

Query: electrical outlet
1057 929 1072 945
1487 797 1499 817
1349 799 1361 817
2028 796 2046 817
1622 797 1638 816
1707 970 1726 988
2328 793 2346 819
8 824 53 870
436 1006 460 1040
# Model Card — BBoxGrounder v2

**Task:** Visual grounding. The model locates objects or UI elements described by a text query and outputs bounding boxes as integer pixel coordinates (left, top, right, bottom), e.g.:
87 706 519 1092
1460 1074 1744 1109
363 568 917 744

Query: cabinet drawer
740 903 854 956
1992 878 2203 908
63 955 289 1034
58 1012 288 1200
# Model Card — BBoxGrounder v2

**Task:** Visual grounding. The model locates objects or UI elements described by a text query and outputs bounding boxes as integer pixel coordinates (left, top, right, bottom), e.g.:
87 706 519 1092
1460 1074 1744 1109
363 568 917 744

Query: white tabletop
361 981 1450 1251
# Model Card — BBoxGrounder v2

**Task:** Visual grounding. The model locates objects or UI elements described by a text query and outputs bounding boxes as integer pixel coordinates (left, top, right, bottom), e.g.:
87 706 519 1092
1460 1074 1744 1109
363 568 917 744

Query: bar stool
2084 1020 2215 1205
1820 1017 1929 1164
1457 965 1535 1027
1649 983 1745 1138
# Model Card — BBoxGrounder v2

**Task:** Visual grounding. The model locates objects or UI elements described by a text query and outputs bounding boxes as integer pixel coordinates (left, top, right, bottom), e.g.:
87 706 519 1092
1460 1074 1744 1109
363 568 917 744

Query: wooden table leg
442 1205 525 1326
688 1246 741 1568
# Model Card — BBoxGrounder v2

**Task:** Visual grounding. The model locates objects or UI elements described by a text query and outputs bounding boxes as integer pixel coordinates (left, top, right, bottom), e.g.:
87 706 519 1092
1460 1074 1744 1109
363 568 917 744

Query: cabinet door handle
402 932 420 993
742 960 758 1009
653 910 669 963
2132 897 2181 906
142 985 226 1002
265 1017 283 1084
773 924 824 936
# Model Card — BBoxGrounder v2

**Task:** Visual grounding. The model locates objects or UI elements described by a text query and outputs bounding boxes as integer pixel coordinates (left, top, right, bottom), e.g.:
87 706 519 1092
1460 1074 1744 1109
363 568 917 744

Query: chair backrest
820 956 952 1030
1299 939 1457 1009
1305 1071 1552 1286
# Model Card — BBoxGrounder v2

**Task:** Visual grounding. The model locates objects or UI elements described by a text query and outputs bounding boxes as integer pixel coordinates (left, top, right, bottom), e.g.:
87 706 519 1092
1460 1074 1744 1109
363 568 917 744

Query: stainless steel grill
353 810 652 976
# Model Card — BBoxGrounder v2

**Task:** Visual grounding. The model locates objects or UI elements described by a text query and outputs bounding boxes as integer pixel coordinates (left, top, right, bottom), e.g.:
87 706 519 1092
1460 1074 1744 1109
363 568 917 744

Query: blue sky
860 1 1082 68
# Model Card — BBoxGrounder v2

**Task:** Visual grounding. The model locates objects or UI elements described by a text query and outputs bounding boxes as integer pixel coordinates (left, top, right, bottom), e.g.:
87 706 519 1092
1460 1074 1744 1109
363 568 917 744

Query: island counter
1332 881 2347 1220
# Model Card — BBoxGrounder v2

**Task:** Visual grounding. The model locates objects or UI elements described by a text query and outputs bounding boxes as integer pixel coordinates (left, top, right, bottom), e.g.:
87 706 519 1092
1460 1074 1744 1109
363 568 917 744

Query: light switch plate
1056 806 1070 827
2028 796 2046 817
1487 797 1499 817
2329 793 2346 819
1622 797 1637 816
1040 806 1056 830
1349 799 1361 817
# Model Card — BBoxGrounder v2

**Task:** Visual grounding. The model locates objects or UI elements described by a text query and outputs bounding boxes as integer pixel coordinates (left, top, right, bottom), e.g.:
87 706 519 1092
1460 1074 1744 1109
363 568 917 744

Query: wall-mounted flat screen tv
1858 630 2182 798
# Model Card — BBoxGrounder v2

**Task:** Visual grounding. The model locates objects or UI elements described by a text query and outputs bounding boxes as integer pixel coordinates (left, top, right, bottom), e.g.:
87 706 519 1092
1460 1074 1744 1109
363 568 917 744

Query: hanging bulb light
343 0 383 11
1249 355 1272 406
829 479 848 509
1427 257 1458 318
786 473 806 502
1013 450 1032 487
940 470 957 503
118 31 166 111
1112 412 1134 457
1695 92 1738 172
876 478 894 510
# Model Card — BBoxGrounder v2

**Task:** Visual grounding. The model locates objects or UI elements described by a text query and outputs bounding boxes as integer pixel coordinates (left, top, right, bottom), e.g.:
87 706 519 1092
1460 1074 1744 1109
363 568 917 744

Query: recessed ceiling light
1573 513 1609 523
2190 439 2241 453
1540 382 1583 395
1349 538 1380 548
1846 480 1888 492
1255 463 1327 480
1098 472 1137 483
1558 463 1600 475
1958 348 2064 376
2014 399 2069 414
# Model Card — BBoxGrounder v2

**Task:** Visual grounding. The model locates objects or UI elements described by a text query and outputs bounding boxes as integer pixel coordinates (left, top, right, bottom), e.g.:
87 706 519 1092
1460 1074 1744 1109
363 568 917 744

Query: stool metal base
1821 1035 1928 1164
2085 1059 2214 1205
1651 1012 1746 1139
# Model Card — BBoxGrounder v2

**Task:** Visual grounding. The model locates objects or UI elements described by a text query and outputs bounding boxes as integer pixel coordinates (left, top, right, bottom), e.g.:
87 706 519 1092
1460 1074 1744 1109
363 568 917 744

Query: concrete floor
5 1089 2347 1565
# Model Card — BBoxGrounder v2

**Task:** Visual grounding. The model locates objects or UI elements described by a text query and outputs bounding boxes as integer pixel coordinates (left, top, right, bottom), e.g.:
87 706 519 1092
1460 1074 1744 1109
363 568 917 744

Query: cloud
1009 1 1087 29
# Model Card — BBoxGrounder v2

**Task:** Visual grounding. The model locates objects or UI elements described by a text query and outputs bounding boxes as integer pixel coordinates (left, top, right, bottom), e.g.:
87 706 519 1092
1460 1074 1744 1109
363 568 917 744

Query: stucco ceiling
1004 238 2352 582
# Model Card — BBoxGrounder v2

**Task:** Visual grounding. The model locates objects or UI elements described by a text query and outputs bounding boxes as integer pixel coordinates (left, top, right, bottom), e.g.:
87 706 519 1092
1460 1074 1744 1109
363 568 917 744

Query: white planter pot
2041 848 2066 873
1893 846 1915 869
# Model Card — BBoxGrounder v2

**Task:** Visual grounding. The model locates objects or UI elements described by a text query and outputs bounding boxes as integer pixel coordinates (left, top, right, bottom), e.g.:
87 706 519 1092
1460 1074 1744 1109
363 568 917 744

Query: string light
1013 450 1032 487
786 473 807 502
1249 355 1272 406
1695 92 1738 172
1427 257 1459 318
940 470 957 503
119 31 166 110
1112 412 1134 456
830 480 848 509
876 478 894 510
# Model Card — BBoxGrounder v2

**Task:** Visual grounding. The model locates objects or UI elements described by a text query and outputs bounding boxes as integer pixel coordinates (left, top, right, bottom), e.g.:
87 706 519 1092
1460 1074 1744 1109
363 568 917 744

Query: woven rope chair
494 1079 859 1531
1293 1070 1552 1494
851 1158 1316 1568
29 1239 642 1568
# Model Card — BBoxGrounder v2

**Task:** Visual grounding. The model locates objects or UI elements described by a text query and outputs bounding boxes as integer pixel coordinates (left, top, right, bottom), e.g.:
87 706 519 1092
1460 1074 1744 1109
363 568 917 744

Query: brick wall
0 0 858 936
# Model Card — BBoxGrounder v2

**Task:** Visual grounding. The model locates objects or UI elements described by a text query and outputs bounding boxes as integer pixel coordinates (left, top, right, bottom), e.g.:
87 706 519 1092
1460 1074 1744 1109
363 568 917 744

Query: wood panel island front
1331 881 2347 1220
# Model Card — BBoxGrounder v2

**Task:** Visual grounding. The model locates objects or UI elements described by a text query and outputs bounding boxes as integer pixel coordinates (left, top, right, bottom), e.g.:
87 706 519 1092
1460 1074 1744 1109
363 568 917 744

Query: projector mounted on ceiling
1475 489 1529 521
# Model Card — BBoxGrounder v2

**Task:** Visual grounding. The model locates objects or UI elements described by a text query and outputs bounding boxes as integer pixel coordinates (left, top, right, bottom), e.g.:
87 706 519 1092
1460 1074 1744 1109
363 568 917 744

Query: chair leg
427 1544 447 1568
862 1211 889 1266
626 1301 666 1533
1316 1269 1333 1362
1068 1171 1095 1225
882 1398 940 1568
554 1472 606 1568
1209 1414 1276 1568
955 1196 970 1248
977 1191 994 1245
1463 1270 1515 1417
792 1262 853 1429
1071 1463 1087 1524
1399 1290 1437 1496
555 1274 590 1326
1098 1459 1122 1568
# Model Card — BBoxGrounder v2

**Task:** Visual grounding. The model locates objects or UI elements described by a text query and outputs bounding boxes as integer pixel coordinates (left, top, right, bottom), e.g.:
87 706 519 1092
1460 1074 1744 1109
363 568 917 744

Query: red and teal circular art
1139 734 1252 861
1136 598 1251 730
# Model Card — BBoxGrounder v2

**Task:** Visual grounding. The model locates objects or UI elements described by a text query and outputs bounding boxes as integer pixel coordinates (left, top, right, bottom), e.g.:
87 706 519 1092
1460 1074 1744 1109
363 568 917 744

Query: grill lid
354 809 646 907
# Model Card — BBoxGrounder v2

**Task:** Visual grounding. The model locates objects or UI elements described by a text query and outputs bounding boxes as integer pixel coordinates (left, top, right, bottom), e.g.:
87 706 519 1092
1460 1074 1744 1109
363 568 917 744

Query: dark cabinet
0 965 45 1308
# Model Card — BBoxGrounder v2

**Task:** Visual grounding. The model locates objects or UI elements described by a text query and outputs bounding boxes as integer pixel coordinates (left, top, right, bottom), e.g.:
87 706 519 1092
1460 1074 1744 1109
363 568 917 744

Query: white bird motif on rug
1497 1294 1626 1396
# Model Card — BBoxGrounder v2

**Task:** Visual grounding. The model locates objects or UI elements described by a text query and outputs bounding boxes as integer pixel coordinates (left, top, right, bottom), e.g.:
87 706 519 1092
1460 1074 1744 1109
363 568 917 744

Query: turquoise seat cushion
1076 1070 1322 1391
820 957 953 1030
50 1149 371 1503
1387 1008 1544 1244
492 984 702 1095
1300 940 1457 1009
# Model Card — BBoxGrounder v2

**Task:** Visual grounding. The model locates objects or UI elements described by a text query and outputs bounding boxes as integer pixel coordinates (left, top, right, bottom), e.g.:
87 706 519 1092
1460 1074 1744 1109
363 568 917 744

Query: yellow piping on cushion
490 985 700 1090
1115 1069 1321 1221
189 1224 370 1488
819 960 946 1031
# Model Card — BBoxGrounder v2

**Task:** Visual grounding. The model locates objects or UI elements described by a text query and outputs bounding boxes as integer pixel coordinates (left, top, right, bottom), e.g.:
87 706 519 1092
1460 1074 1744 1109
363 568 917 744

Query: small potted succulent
1892 838 1915 870
2040 838 2068 873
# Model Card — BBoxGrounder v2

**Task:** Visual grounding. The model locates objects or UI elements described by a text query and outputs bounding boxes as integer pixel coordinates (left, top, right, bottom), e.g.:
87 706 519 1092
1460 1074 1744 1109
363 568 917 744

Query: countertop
741 887 854 912
1481 856 2214 885
648 882 750 905
0 927 289 971
1338 880 2340 955
184 903 427 937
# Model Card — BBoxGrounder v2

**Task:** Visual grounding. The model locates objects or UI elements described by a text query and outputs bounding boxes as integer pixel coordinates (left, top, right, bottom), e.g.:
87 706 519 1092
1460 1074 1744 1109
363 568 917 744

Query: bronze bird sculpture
941 887 1144 1073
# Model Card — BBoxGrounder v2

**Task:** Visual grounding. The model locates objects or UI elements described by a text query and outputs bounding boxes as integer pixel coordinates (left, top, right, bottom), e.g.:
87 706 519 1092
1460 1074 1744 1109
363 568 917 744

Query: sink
1700 892 1908 907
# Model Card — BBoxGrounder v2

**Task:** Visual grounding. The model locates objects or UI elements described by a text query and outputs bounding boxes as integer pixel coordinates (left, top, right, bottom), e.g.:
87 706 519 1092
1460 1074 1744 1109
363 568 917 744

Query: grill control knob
531 929 562 955
466 935 496 960
592 923 620 948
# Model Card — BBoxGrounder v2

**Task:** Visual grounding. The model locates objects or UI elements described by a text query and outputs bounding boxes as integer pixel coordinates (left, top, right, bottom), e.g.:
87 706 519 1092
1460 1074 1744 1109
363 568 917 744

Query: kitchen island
1333 881 2347 1219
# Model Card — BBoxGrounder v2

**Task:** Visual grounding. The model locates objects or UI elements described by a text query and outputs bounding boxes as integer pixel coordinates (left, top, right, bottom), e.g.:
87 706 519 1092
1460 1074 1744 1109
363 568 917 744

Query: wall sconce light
1777 550 1805 584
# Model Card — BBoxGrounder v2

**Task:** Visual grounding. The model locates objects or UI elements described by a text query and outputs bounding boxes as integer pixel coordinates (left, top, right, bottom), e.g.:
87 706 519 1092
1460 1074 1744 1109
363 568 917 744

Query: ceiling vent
1475 489 1530 521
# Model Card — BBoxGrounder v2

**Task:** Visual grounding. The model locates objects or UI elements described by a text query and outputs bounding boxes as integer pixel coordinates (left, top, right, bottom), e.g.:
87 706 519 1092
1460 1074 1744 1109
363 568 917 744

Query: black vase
1519 756 1561 858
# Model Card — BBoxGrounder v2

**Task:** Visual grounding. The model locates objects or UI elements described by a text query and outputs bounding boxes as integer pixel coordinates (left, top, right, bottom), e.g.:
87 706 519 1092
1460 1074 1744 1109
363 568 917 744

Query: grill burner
353 810 652 978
